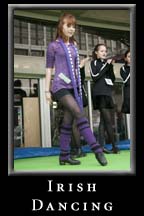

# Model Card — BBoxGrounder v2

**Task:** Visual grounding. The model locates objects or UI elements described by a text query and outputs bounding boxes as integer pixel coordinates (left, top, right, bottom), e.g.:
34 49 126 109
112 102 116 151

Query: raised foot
95 152 108 166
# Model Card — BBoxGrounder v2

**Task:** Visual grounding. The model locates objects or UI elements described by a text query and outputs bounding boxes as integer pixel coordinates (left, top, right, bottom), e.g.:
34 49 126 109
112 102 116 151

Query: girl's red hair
55 13 77 43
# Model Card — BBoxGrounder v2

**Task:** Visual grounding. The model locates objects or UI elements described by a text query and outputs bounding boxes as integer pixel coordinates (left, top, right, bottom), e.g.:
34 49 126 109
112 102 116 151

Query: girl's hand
80 57 90 68
107 59 113 64
45 92 52 104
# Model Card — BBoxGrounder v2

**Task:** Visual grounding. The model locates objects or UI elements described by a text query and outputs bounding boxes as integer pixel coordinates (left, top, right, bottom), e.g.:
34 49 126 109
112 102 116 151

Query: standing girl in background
90 44 119 154
120 50 130 114
120 50 130 138
45 13 107 166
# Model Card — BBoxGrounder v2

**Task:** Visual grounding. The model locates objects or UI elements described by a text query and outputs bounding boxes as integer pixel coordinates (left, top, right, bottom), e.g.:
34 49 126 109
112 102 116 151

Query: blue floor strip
14 140 130 159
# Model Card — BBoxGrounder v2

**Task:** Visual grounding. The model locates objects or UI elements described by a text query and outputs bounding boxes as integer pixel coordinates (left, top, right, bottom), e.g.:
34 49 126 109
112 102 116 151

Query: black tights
59 94 84 149
99 108 115 148
71 120 81 149
59 94 85 125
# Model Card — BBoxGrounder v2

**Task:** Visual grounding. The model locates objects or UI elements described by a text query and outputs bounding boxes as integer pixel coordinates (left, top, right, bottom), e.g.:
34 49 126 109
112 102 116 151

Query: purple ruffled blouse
46 40 78 93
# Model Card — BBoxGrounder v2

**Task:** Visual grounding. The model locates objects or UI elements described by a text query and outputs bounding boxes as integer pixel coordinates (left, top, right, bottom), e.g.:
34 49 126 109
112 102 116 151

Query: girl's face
95 45 107 59
62 20 75 39
125 52 130 64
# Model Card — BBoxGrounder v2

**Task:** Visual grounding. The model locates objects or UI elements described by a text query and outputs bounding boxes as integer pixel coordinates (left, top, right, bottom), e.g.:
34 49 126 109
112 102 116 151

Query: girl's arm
120 67 128 81
45 42 55 104
45 68 53 104
109 64 115 83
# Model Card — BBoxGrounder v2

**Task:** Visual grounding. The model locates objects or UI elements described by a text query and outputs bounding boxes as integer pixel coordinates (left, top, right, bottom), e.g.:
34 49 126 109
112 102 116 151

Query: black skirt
52 88 74 101
52 88 88 108
92 95 114 110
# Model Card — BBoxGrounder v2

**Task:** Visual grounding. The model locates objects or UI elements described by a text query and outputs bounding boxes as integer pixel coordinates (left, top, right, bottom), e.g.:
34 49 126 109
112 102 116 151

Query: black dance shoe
111 147 120 154
71 148 86 158
59 157 81 165
103 147 113 154
95 152 108 166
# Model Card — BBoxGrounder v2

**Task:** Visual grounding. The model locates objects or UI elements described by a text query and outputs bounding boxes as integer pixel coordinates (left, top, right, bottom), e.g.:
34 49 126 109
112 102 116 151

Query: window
93 35 98 47
14 17 129 61
31 50 44 57
14 19 28 44
14 49 28 55
31 23 44 46
46 26 53 45
88 33 93 50
75 27 80 48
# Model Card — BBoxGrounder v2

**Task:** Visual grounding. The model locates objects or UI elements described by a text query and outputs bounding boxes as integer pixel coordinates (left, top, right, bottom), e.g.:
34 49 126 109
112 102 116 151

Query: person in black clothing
30 83 38 97
14 79 27 146
120 50 130 114
14 79 27 106
90 44 119 154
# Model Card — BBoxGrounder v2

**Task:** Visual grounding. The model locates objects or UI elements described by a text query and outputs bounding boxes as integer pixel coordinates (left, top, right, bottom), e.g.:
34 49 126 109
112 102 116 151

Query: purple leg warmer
76 117 102 153
59 124 72 160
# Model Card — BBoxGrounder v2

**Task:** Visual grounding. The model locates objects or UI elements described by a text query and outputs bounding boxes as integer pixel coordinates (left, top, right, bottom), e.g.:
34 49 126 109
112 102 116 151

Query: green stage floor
14 150 131 173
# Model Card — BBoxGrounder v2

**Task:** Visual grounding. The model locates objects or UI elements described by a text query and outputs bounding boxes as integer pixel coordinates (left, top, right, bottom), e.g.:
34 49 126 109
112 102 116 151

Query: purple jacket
46 40 78 93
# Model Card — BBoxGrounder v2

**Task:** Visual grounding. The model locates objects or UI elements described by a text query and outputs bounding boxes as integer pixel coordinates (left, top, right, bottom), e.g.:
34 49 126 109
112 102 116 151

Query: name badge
58 72 71 84
105 78 113 86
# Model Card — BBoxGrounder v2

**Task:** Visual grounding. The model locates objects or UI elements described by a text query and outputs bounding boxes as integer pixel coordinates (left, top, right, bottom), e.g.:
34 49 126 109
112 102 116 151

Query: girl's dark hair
55 13 77 43
124 49 130 64
124 49 130 58
92 43 107 60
